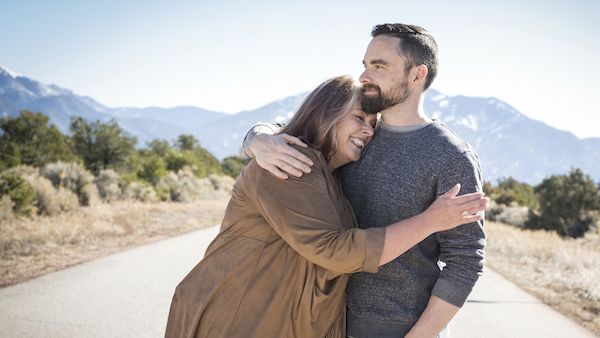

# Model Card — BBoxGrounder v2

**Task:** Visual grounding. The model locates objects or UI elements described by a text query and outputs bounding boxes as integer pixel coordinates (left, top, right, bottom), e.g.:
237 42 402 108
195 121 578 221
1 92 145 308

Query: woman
165 76 487 338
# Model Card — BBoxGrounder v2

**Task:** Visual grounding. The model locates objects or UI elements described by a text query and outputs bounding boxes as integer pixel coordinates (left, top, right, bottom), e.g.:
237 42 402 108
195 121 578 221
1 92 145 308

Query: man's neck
380 94 431 127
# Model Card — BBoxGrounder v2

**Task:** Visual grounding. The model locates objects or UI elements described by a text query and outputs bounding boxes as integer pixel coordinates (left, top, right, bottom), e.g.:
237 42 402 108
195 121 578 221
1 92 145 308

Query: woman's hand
249 134 313 179
379 184 487 266
422 184 488 232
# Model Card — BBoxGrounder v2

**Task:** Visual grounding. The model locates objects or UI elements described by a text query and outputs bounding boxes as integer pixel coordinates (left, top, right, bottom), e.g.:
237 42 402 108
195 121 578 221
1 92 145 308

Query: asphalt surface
0 226 596 338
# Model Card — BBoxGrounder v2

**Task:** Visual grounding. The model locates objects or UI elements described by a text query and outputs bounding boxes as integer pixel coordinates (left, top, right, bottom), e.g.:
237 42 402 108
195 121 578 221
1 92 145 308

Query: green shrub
0 111 76 169
165 147 222 178
525 168 600 238
0 172 35 215
137 155 167 186
69 117 137 174
486 177 538 209
147 139 172 157
164 150 197 173
221 156 248 178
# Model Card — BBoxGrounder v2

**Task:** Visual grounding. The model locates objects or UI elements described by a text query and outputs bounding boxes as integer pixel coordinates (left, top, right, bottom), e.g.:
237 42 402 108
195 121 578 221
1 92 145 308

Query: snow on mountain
0 65 20 78
0 65 112 132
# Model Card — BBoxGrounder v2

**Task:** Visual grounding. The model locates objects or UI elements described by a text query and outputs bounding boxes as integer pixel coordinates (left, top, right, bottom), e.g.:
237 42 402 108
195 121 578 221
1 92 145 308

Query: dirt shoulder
0 199 229 288
485 221 600 336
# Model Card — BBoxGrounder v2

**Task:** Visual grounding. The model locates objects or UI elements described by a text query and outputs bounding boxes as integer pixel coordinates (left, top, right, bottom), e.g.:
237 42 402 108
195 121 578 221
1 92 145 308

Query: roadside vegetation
0 110 248 221
484 173 600 335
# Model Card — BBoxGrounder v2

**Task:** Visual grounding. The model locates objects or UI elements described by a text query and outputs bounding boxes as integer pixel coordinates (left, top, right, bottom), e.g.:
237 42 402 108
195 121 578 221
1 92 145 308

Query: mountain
108 106 229 146
0 65 112 130
425 90 600 184
0 65 598 184
194 93 309 159
110 106 228 129
0 66 226 146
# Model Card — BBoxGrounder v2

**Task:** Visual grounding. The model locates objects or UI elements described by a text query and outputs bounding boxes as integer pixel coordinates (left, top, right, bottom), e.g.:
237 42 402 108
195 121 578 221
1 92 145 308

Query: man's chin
361 98 386 114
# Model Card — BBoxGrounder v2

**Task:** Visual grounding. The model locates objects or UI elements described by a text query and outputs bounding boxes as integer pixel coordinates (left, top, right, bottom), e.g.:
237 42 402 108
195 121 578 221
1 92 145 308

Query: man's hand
404 296 459 338
248 133 314 179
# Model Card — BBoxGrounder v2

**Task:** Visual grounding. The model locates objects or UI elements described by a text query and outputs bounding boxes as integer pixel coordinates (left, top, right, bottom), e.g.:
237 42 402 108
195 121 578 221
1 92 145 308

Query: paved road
0 226 596 337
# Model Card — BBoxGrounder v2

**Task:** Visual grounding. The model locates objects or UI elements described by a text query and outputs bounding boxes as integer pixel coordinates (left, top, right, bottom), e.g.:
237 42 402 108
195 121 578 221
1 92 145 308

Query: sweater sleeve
431 150 487 307
254 149 385 276
241 122 285 158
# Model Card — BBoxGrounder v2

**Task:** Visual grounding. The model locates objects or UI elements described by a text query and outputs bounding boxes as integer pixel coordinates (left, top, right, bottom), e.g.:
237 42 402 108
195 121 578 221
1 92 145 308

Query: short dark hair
371 23 439 90
281 76 360 161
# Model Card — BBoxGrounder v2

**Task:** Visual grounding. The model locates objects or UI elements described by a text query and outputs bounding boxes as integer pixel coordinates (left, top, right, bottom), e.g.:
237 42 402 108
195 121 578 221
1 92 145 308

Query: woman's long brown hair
280 75 360 161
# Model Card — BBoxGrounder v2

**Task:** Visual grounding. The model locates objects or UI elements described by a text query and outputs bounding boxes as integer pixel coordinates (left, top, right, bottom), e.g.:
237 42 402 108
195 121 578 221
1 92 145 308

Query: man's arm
405 296 458 338
242 123 314 179
407 150 486 338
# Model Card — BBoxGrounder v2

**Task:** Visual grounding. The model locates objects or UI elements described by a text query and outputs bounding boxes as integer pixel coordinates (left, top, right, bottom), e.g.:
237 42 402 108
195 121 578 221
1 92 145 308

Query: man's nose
359 70 371 84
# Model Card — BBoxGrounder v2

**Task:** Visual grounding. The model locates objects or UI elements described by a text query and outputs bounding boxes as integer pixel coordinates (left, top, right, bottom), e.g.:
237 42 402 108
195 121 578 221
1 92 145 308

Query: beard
360 80 410 114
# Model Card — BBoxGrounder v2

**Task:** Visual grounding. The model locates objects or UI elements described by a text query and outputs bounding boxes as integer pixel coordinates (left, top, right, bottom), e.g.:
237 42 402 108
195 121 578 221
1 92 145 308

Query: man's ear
413 64 428 83
408 64 428 92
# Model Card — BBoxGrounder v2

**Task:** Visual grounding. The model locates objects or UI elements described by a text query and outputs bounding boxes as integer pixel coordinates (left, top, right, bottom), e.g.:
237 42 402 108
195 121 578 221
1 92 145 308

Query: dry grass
0 198 229 287
486 221 600 335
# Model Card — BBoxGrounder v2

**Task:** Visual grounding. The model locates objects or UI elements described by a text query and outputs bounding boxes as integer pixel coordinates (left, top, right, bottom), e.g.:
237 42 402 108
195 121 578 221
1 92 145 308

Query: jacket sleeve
431 149 487 307
253 152 385 275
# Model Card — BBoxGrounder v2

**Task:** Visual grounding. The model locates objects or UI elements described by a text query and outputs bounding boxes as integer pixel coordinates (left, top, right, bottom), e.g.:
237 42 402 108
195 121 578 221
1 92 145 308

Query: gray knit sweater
341 120 486 337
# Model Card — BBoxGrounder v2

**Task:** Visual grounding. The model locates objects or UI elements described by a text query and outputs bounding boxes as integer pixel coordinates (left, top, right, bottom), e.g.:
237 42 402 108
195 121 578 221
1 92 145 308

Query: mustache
362 83 382 93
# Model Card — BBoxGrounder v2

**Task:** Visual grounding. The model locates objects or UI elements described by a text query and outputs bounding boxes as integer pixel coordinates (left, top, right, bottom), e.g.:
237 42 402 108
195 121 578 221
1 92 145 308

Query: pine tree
70 117 137 174
0 111 75 169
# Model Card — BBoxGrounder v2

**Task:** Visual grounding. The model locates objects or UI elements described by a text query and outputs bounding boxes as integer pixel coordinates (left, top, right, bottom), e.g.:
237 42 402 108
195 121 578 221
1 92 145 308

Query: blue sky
1 0 599 138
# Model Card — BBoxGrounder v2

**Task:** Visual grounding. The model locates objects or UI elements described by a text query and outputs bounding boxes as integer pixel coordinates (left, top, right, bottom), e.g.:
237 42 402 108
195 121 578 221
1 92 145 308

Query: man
243 23 485 338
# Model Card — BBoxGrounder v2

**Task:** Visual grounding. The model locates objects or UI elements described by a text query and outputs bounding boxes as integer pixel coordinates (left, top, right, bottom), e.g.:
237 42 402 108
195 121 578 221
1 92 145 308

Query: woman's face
329 109 377 169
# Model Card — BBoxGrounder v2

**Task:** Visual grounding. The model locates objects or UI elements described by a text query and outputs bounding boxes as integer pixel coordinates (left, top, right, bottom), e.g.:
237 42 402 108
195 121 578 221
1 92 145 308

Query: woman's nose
362 123 374 136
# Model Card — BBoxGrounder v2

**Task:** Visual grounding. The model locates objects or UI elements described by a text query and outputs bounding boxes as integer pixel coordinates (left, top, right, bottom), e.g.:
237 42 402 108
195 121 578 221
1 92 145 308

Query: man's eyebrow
364 59 389 66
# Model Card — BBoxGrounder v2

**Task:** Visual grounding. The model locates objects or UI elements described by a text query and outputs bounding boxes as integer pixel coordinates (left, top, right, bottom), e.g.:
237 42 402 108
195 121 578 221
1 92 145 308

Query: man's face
359 35 412 114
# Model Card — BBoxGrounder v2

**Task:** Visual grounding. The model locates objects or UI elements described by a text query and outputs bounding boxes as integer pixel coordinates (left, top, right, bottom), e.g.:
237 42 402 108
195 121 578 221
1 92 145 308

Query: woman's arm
378 183 485 266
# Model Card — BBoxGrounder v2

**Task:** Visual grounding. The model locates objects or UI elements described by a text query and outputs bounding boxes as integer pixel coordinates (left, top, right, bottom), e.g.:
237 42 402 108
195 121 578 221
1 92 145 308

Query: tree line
0 111 248 179
484 170 600 238
0 111 248 219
